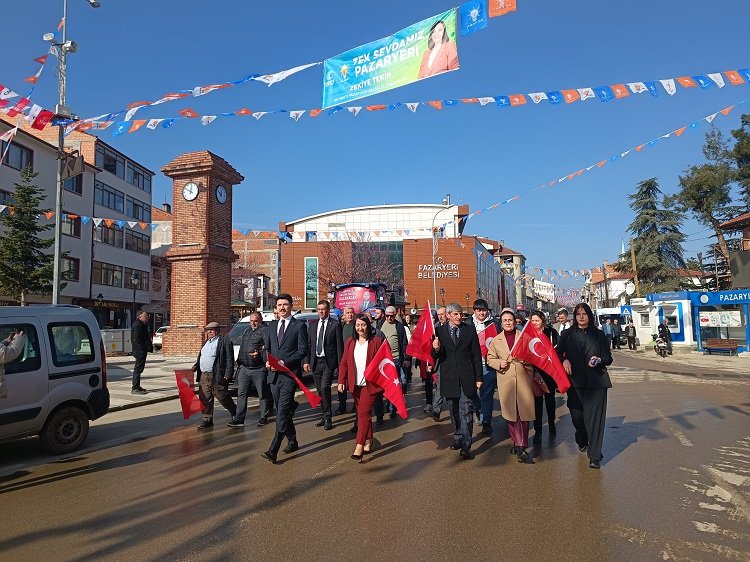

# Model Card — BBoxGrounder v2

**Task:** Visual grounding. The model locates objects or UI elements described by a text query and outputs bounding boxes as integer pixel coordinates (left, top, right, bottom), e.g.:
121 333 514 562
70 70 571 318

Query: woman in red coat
338 314 384 461
417 20 459 79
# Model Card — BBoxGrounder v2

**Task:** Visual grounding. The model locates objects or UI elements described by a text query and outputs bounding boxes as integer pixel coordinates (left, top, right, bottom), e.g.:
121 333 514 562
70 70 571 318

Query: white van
0 305 109 454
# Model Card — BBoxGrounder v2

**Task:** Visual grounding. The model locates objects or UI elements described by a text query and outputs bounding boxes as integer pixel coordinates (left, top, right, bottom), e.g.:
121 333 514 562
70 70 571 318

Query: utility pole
629 237 640 297
697 251 704 290
602 260 610 308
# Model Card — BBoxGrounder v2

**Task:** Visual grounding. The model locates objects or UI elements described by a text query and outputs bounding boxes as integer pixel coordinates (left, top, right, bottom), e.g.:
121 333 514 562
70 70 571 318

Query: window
63 174 83 195
126 162 152 193
124 267 149 290
639 312 650 327
0 189 13 205
92 261 122 287
0 324 41 374
61 257 80 281
95 145 125 178
95 181 124 213
61 214 81 238
125 229 151 255
1 141 33 170
48 323 94 367
125 197 151 222
94 223 124 247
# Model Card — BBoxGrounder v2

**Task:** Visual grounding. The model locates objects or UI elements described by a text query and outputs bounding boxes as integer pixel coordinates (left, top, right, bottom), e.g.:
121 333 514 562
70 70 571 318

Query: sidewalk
106 353 194 411
616 346 749 374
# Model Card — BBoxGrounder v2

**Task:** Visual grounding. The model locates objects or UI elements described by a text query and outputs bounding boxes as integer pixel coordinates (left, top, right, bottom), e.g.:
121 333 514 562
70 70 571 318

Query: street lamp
130 271 139 322
431 194 452 306
465 292 470 312
439 287 445 306
50 0 101 305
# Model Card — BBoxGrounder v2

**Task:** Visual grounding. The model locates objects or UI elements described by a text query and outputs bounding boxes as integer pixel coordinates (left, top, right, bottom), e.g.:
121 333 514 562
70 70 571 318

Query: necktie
450 326 458 344
278 319 285 343
316 320 325 356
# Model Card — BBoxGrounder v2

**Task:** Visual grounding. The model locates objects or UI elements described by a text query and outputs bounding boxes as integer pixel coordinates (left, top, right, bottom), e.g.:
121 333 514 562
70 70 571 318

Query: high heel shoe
351 451 364 461
363 441 373 454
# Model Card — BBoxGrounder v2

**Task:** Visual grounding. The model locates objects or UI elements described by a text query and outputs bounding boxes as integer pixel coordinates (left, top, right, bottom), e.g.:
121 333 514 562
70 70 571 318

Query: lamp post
465 292 470 313
130 271 139 322
49 0 101 305
431 194 452 306
439 287 445 306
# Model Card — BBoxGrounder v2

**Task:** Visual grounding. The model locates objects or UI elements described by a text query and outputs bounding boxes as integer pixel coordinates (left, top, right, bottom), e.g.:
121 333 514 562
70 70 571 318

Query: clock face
215 185 227 204
182 182 199 201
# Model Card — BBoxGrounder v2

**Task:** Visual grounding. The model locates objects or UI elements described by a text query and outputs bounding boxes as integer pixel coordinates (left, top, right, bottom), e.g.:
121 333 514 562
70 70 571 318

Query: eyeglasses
385 314 396 318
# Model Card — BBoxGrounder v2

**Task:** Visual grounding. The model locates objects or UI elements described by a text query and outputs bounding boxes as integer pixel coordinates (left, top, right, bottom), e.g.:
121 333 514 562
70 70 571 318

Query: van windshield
228 322 248 345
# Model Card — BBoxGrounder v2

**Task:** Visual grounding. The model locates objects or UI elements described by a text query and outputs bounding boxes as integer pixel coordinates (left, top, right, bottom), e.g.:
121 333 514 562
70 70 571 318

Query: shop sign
699 311 742 327
417 257 460 279
690 290 750 306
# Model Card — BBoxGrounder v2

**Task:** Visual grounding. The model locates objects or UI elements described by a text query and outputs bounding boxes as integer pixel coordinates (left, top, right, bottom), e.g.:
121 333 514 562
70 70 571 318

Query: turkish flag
478 322 498 358
364 342 408 419
406 302 435 367
267 353 321 408
509 322 570 393
175 370 202 419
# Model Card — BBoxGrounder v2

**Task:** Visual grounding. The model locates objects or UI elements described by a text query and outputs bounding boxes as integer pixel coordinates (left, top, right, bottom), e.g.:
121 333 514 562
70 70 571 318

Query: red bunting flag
406 302 435 366
267 353 321 408
175 369 202 419
363 342 407 419
178 108 199 118
477 322 498 358
34 55 48 65
31 109 54 130
6 97 30 117
509 322 570 393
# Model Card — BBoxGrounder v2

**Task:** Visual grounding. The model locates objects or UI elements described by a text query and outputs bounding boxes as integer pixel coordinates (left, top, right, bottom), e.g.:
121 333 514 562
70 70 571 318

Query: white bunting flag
289 110 305 122
659 79 677 95
128 221 137 228
0 87 17 102
477 97 495 106
25 104 43 123
200 115 217 125
146 119 163 129
151 93 188 105
254 62 319 86
577 87 595 101
347 107 362 116
529 92 547 104
707 73 725 88
92 218 103 227
406 102 420 112
192 84 226 97
252 112 267 120
627 82 648 94
0 126 17 142
585 164 596 171
124 105 144 121
705 113 717 123
620 150 630 158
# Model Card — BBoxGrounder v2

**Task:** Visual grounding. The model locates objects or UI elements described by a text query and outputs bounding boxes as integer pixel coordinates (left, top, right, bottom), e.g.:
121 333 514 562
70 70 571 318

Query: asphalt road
1 361 749 561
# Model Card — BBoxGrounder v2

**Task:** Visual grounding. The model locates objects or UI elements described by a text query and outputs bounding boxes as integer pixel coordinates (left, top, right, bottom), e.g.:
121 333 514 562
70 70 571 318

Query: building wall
232 233 281 295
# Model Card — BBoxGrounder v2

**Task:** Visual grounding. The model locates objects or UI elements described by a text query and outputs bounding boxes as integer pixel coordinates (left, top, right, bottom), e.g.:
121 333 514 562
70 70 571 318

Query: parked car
0 305 109 454
152 325 169 351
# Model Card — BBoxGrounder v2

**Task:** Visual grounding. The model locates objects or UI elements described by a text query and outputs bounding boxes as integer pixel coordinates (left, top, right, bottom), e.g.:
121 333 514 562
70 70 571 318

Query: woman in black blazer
529 310 559 443
556 303 612 469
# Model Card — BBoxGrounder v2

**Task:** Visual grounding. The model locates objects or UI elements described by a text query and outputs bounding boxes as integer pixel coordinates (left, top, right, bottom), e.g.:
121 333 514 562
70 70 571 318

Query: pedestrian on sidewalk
131 310 153 395
612 319 623 350
602 318 614 349
193 322 237 430
229 312 272 429
625 321 637 350
658 319 673 355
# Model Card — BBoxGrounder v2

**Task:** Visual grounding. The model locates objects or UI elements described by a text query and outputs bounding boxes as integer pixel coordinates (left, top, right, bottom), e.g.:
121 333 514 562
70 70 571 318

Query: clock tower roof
161 150 244 185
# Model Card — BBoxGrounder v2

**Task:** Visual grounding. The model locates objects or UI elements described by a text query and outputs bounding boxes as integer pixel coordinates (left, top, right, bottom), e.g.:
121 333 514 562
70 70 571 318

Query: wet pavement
0 357 748 561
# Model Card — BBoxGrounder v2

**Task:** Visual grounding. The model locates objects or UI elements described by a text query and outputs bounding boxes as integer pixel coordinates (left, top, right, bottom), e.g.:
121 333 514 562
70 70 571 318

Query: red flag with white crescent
363 342 408 419
406 301 435 367
478 322 498 358
175 370 202 419
509 322 570 393
267 353 321 408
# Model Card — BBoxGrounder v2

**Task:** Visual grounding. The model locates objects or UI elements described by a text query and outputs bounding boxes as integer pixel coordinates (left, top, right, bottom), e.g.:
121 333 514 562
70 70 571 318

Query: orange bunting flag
720 106 734 116
127 100 152 108
596 160 607 168
611 84 629 98
566 173 575 180
177 108 199 118
561 89 580 103
57 17 65 31
461 98 479 103
509 94 526 106
235 108 252 115
139 222 148 230
366 105 387 111
103 219 114 227
428 100 443 110
676 76 698 88
23 76 39 84
129 120 146 133
635 144 646 151
489 0 517 17
66 213 79 220
34 55 48 64
673 127 687 136
309 109 322 117
45 211 54 220
724 71 745 85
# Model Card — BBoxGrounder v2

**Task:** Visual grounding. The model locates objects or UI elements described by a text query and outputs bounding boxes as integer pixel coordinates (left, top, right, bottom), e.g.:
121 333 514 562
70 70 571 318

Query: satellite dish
410 308 418 315
625 282 635 296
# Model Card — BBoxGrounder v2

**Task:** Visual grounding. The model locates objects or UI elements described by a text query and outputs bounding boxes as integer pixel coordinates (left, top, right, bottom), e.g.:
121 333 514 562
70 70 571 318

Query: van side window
0 324 42 374
48 323 94 367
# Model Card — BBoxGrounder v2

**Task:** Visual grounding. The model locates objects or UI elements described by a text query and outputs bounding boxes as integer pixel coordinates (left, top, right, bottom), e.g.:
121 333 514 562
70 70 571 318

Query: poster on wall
698 310 742 327
322 8 459 108
304 257 319 310
335 286 376 314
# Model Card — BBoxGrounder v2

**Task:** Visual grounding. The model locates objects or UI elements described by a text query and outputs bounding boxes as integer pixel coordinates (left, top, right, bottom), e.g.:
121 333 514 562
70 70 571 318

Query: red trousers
352 383 382 446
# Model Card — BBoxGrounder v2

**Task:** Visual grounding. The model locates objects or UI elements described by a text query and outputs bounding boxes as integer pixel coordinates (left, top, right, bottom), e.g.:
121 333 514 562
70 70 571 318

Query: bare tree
319 240 402 291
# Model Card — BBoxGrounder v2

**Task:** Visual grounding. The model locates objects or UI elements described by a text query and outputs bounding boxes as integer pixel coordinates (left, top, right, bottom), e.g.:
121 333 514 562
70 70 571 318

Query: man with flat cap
193 321 237 430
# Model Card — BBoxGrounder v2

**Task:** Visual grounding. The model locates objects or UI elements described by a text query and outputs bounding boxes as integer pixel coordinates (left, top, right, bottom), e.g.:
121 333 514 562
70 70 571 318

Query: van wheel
40 407 90 454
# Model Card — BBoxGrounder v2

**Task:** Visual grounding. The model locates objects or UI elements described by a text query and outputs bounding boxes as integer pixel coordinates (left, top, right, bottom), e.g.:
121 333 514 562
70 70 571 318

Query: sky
4 0 750 290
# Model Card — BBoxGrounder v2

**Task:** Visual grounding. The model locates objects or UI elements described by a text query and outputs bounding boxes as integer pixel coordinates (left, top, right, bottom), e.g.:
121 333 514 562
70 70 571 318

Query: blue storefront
689 290 750 353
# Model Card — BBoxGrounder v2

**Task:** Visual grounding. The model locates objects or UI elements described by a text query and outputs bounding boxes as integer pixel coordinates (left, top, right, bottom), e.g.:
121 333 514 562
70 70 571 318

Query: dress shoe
131 388 147 395
589 459 601 469
315 420 325 427
459 448 474 460
389 410 397 419
480 424 492 436
282 442 299 454
226 420 244 428
197 420 213 430
510 446 519 455
257 418 268 426
423 405 433 414
431 411 440 422
578 444 588 453
532 432 542 444
260 451 277 464
449 443 462 451
517 449 530 463
323 420 333 430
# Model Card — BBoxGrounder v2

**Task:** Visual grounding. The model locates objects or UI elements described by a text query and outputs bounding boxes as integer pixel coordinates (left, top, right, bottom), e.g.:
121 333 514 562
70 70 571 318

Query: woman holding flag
338 314 385 461
486 309 536 463
529 310 558 443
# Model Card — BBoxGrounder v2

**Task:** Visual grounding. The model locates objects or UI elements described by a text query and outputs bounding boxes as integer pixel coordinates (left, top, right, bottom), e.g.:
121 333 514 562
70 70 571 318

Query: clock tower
160 151 244 356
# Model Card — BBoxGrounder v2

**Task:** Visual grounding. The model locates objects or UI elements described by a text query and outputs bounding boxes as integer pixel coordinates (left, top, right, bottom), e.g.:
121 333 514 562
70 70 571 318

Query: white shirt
199 336 220 373
354 340 368 386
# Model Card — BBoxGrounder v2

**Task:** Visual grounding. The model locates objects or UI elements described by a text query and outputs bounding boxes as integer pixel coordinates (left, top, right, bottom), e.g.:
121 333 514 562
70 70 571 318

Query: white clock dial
215 185 227 204
182 182 199 201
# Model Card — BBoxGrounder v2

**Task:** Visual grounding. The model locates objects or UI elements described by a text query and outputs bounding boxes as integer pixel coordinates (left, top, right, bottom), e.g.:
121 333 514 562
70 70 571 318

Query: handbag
530 372 550 397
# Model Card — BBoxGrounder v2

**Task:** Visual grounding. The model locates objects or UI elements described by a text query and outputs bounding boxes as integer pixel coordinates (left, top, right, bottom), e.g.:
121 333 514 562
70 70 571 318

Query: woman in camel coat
486 309 535 463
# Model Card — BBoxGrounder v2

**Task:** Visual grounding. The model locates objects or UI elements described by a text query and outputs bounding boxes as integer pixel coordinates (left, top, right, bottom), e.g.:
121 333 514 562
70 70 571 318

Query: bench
704 338 739 356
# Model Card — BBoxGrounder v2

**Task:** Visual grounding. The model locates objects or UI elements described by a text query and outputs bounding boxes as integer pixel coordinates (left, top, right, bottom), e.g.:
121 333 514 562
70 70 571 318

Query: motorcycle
652 334 668 358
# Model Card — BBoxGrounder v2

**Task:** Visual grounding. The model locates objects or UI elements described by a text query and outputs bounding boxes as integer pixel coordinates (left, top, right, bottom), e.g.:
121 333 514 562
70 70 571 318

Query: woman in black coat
556 303 612 469
529 310 558 443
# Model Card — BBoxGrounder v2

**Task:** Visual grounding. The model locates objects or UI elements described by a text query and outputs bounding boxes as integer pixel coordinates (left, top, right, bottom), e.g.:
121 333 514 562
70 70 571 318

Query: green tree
0 166 55 305
730 113 750 207
618 177 685 294
672 128 742 265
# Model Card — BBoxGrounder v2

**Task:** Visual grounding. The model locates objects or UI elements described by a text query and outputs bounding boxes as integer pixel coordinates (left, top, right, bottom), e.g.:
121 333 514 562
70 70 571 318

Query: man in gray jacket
229 312 272 428
0 330 26 399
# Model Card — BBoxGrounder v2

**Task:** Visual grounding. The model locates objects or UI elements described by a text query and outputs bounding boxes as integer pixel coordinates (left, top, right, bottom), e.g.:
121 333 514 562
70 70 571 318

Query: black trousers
533 372 556 432
131 352 147 390
566 387 607 462
612 336 621 349
312 360 334 422
627 336 636 350
268 375 297 455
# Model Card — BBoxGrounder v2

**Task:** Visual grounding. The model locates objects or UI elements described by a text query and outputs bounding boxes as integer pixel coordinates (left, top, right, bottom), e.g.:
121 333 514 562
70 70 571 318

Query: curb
108 393 179 413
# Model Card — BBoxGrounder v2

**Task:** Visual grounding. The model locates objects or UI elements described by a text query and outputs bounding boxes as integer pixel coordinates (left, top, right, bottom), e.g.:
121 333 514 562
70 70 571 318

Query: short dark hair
317 299 330 309
354 313 373 340
373 306 385 314
276 293 293 305
472 299 489 310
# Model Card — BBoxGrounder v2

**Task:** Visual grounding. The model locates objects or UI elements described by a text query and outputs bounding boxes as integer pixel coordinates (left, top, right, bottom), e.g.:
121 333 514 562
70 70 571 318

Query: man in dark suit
432 303 483 459
303 299 343 430
130 310 153 394
261 293 309 464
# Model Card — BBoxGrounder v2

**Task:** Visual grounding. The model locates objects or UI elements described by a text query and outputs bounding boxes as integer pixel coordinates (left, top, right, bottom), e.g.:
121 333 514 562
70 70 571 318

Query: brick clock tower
160 151 244 356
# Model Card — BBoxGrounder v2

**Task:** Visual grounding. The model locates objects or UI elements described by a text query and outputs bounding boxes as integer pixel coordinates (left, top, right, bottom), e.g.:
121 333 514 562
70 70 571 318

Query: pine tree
730 114 750 208
619 177 685 293
0 166 55 305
